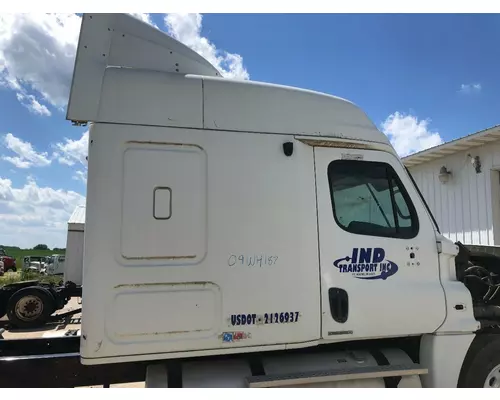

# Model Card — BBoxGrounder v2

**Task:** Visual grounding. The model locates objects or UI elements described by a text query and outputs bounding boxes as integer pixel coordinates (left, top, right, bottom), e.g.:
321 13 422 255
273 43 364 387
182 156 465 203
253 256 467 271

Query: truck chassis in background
0 280 82 329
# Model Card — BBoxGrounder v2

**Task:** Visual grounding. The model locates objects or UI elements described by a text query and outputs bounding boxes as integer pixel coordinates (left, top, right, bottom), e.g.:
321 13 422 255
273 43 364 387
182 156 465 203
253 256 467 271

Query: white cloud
0 13 248 115
73 170 87 184
164 14 249 80
0 13 156 112
16 92 51 116
459 83 482 94
381 112 444 157
0 176 85 248
53 130 88 167
0 129 89 181
1 133 52 169
53 130 88 183
2 156 31 169
129 13 158 28
0 13 82 109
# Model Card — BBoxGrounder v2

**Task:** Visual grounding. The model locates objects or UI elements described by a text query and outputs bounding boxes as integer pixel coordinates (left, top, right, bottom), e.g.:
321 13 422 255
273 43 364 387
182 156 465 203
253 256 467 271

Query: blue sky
0 13 497 248
202 13 499 138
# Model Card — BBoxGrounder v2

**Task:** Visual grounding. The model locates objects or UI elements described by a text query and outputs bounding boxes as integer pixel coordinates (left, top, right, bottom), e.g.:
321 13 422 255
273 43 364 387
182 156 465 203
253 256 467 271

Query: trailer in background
64 205 85 286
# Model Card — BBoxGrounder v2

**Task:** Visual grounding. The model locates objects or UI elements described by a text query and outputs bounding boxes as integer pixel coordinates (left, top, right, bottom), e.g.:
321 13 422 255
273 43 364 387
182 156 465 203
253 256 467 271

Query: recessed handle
329 287 349 323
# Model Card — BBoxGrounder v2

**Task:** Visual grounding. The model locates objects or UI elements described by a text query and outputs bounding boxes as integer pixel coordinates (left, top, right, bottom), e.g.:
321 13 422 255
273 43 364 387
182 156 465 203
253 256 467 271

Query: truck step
245 363 427 388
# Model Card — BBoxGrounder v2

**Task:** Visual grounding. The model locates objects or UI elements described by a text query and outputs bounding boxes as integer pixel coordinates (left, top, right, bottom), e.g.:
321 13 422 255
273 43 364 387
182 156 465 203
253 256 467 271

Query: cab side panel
81 124 320 363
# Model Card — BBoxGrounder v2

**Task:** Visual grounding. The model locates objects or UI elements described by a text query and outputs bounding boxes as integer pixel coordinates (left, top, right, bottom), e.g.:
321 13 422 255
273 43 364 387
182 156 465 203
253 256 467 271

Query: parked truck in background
45 255 66 276
2 13 500 389
22 255 64 275
0 247 17 273
23 256 48 273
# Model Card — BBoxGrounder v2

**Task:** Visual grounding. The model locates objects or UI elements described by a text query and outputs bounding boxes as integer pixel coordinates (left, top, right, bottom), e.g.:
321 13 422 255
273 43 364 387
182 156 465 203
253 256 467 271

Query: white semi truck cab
46 255 65 276
66 13 500 388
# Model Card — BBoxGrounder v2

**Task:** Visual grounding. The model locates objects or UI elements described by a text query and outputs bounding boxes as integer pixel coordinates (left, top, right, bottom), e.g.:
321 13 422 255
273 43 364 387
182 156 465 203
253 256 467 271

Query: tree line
33 244 65 252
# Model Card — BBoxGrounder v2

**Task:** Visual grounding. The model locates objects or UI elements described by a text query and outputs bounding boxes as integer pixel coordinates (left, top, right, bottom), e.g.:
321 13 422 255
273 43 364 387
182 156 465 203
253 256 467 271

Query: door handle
329 288 349 323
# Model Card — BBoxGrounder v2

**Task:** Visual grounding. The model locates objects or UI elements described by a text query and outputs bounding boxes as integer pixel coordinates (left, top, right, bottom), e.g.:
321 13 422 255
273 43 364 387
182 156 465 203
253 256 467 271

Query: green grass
0 272 22 286
0 270 64 287
0 246 66 287
1 246 65 271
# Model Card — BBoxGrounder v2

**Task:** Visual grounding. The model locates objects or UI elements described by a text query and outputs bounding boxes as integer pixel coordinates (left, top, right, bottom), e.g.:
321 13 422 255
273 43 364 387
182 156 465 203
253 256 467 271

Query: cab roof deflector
66 13 220 123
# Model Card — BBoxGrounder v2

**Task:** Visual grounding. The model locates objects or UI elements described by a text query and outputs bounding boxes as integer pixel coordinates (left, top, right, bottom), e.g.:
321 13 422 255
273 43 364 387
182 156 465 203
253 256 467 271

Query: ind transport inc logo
333 247 398 280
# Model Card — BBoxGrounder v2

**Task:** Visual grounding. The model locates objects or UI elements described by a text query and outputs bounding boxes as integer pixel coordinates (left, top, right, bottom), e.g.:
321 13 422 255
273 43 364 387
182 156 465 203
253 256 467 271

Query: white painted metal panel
108 283 220 342
182 360 252 388
420 333 475 388
315 147 446 340
98 68 203 129
67 13 218 122
434 233 479 333
80 123 320 364
408 141 500 246
202 76 390 145
120 142 206 262
260 350 384 388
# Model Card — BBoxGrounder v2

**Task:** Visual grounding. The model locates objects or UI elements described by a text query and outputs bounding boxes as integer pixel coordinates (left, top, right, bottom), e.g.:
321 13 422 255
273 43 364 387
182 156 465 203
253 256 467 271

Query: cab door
314 146 446 341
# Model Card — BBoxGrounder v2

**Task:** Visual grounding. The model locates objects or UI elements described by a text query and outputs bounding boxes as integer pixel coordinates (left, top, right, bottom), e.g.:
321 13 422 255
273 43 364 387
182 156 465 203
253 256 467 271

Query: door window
327 160 419 239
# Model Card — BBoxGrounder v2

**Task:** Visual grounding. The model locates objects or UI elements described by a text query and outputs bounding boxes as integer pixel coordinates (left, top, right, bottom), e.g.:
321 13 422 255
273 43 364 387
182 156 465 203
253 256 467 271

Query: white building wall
65 205 85 285
407 141 500 246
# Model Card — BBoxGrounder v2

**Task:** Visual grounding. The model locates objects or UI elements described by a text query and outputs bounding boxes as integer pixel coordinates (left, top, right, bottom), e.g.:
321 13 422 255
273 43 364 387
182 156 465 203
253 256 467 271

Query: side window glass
328 160 418 239
392 180 412 228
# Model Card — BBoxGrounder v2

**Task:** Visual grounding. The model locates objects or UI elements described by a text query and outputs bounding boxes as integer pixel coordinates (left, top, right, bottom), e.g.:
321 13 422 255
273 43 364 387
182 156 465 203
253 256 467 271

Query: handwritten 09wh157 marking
228 254 278 267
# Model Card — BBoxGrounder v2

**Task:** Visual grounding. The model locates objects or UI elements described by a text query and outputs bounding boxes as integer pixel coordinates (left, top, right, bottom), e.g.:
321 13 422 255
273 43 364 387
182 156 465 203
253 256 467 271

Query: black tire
6 267 16 273
6 287 56 329
458 333 500 388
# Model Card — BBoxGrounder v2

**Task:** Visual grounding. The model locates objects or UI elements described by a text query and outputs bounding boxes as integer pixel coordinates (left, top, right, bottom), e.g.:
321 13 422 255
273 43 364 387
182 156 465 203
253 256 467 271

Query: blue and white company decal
333 248 398 280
